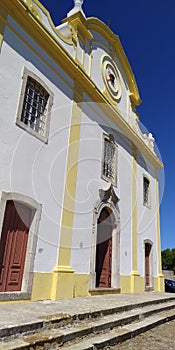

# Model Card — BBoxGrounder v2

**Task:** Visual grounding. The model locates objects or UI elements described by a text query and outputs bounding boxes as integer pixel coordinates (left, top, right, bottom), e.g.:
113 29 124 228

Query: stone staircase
1 295 175 349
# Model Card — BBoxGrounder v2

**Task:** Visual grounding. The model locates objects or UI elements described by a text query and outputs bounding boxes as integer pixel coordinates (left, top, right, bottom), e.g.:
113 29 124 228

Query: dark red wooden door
96 208 112 288
0 201 32 292
145 243 151 287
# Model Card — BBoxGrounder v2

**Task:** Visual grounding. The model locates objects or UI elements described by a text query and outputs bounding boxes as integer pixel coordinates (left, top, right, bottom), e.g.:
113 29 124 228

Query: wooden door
96 208 112 288
0 201 32 292
145 243 151 287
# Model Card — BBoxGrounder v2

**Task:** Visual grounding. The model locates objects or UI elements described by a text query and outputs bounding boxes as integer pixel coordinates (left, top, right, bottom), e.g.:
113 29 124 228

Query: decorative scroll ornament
99 184 120 205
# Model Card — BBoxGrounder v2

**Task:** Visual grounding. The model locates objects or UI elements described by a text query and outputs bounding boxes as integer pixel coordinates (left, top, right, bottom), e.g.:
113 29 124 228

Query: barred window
102 135 117 186
16 68 53 143
143 176 150 207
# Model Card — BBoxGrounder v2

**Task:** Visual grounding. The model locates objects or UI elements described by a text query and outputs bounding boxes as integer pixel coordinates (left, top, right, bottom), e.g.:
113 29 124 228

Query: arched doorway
145 242 152 288
95 208 112 288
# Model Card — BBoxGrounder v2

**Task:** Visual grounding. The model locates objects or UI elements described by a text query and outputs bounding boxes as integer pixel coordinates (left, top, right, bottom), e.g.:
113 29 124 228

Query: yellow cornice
86 17 142 107
62 11 92 45
0 0 162 169
2 0 73 45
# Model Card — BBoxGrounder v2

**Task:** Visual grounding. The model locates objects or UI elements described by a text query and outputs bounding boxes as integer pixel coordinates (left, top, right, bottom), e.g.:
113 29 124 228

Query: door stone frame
144 239 154 290
0 192 42 300
90 185 120 290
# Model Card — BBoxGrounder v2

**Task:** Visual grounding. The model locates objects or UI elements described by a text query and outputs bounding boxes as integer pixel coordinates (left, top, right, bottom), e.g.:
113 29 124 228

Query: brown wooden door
0 201 32 292
145 243 151 287
96 208 112 288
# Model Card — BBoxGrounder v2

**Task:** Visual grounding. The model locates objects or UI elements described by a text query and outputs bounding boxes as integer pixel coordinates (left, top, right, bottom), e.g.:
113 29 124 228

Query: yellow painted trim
62 12 93 44
89 39 93 77
1 18 73 94
0 7 7 50
53 265 75 273
131 146 139 282
92 39 112 55
82 43 85 67
120 275 144 294
31 272 53 301
154 275 164 292
51 269 75 300
28 0 73 45
74 274 90 297
32 272 90 301
50 85 82 300
0 299 30 304
25 0 42 22
57 86 82 267
86 17 141 106
89 289 120 296
155 169 164 291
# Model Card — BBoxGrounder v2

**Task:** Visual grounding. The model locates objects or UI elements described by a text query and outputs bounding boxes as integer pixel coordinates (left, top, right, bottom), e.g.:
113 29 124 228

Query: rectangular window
16 68 53 143
102 134 117 186
143 176 150 207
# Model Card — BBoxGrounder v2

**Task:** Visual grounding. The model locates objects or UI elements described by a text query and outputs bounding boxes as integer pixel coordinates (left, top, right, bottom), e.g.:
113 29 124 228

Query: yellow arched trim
0 6 7 50
5 0 72 45
86 17 142 107
33 0 72 45
25 0 42 22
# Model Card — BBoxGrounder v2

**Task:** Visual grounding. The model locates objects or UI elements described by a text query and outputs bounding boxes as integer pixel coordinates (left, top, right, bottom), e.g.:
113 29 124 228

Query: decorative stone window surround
102 133 118 187
16 68 54 143
143 175 151 208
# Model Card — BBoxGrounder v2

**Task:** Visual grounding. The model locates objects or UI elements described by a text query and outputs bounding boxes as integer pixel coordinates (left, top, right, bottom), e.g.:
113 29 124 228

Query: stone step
61 308 175 349
1 295 175 340
1 299 175 349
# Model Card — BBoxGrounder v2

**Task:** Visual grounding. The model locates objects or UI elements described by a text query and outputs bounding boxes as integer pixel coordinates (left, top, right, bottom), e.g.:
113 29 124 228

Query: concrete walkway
1 292 175 331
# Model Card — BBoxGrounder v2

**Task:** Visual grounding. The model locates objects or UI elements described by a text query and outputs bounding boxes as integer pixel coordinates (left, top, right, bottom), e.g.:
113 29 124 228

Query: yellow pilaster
131 145 140 292
155 169 164 291
51 84 83 300
0 7 7 51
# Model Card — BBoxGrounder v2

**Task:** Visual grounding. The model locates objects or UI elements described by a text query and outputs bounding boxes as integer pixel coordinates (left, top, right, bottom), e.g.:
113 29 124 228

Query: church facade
0 0 164 302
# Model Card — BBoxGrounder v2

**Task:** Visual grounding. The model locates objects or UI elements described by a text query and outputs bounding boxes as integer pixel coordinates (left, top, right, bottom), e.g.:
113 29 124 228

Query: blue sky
40 0 174 251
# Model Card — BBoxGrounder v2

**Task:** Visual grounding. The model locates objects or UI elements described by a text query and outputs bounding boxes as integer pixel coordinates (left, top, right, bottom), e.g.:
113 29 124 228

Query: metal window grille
103 139 116 182
143 177 150 205
21 77 49 136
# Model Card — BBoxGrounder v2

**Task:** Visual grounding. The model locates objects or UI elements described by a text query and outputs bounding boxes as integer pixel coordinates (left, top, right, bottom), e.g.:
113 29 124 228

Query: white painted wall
0 22 73 272
70 99 133 276
137 159 158 277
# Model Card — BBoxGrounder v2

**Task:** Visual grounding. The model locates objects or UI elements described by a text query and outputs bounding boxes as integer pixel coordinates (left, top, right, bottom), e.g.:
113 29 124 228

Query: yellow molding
0 18 73 96
26 0 73 45
53 265 75 273
25 0 42 22
62 11 93 44
132 146 138 276
155 169 163 277
57 83 83 268
86 17 142 107
0 7 7 50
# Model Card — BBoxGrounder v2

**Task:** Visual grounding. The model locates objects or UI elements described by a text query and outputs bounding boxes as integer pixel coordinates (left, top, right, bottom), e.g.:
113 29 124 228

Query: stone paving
0 292 175 330
108 319 175 350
